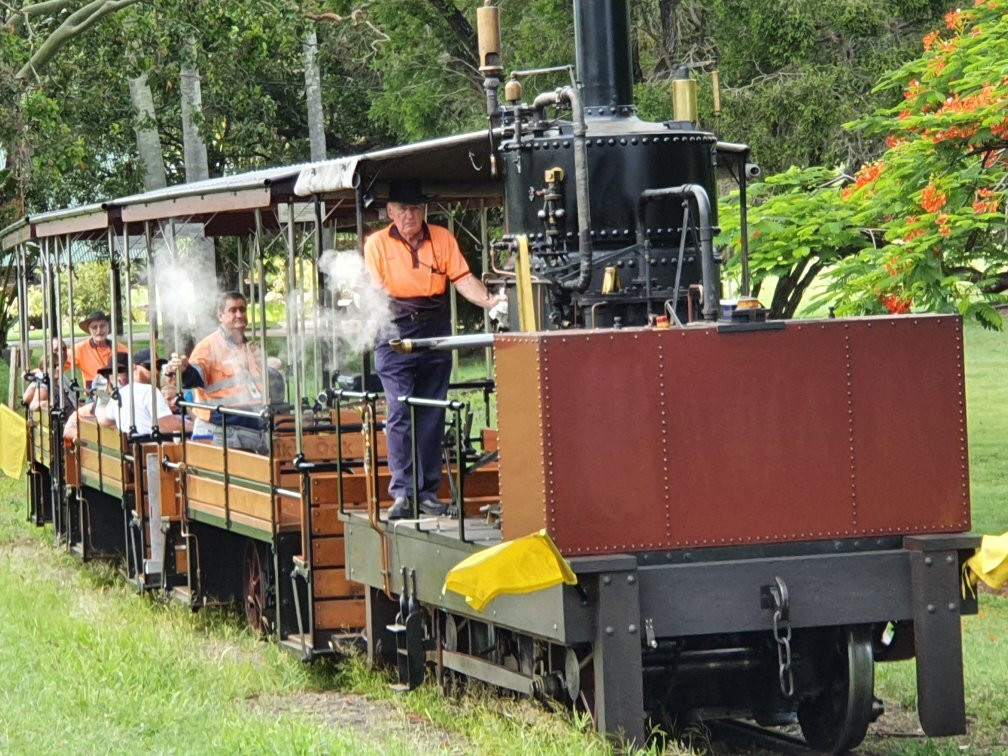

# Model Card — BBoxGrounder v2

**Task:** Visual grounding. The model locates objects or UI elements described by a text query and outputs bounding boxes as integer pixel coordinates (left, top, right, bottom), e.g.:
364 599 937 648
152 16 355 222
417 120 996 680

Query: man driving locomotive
365 178 505 520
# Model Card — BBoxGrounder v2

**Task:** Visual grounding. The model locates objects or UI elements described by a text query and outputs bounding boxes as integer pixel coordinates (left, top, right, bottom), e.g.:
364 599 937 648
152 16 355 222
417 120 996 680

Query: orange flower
983 148 1005 168
879 293 912 314
903 215 926 242
920 183 947 213
923 31 940 50
936 213 952 236
973 188 1001 214
926 55 948 77
886 135 907 149
945 10 964 31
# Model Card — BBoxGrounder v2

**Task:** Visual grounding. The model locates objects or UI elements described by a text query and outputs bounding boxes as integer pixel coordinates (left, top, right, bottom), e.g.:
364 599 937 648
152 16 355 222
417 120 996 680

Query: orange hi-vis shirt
72 339 128 387
364 223 471 299
188 329 264 422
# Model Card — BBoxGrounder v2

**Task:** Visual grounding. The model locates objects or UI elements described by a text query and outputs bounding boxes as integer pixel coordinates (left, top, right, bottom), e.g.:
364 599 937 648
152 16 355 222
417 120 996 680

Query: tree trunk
303 29 326 163
179 36 216 279
303 27 334 253
128 71 167 191
180 37 210 183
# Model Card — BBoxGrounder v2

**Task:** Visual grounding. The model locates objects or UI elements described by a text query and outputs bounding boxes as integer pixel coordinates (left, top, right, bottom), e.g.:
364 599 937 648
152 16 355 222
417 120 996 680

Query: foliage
822 1 1008 326
632 0 958 174
718 166 863 317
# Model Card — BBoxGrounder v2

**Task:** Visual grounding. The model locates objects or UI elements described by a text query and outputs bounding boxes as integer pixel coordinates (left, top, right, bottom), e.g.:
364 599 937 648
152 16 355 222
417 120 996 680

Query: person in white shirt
98 349 188 436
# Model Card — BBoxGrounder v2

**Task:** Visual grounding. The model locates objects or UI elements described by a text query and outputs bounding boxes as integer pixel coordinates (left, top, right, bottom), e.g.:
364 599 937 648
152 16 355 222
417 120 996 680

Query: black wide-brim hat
79 310 111 333
97 352 129 377
386 178 434 205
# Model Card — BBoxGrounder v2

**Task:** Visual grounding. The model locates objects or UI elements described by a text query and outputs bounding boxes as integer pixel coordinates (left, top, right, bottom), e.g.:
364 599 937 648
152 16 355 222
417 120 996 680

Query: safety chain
764 575 794 698
772 606 794 697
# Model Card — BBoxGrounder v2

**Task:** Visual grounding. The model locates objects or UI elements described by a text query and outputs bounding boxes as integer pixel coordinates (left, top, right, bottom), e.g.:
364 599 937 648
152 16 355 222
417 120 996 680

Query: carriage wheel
242 540 274 637
797 625 875 754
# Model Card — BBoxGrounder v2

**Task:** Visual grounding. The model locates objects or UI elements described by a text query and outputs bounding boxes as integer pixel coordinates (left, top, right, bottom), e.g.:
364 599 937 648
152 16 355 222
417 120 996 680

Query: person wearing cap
176 290 269 453
364 178 506 520
71 310 128 389
98 349 188 436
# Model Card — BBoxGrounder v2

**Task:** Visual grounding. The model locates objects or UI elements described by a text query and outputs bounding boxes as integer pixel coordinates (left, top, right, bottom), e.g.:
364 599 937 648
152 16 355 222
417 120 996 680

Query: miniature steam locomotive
2 1 977 752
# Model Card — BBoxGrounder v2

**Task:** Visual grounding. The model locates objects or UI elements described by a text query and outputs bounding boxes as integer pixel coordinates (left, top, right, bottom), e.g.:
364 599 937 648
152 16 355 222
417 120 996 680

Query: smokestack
574 0 634 110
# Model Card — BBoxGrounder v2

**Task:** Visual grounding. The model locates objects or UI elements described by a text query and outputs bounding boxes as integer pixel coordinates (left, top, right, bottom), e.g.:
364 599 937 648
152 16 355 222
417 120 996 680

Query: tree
633 0 958 173
718 166 864 318
823 2 1008 327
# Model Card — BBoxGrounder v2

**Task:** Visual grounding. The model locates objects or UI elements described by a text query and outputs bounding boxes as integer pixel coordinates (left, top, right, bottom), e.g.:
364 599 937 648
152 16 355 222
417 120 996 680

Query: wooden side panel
187 475 272 520
313 568 363 598
308 465 499 506
496 337 548 542
159 444 183 520
65 445 80 487
312 536 344 567
80 448 123 482
481 428 498 452
272 431 388 463
175 543 188 573
184 441 270 481
310 505 345 536
314 598 365 630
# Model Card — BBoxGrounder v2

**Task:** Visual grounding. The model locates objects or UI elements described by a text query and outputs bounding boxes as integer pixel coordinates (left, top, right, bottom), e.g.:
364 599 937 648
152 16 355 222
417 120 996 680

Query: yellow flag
964 532 1008 592
442 529 577 612
0 404 27 480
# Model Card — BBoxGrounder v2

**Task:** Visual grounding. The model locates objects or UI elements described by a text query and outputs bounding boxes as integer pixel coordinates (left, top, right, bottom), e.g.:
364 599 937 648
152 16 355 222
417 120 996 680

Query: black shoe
387 496 411 520
418 496 448 516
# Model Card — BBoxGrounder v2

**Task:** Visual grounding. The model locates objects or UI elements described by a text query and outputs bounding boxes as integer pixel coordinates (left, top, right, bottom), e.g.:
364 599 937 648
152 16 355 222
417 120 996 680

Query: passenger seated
23 338 76 416
97 350 189 436
71 311 128 390
173 291 269 453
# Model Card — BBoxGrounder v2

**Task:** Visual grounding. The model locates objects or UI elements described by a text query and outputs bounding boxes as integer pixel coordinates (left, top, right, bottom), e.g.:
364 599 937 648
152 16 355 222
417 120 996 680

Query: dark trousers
374 318 452 500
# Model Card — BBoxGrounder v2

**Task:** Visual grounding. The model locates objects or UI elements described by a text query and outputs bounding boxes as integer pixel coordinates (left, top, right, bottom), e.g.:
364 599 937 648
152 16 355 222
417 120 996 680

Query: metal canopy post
313 194 325 392
480 201 492 378
144 222 159 437
286 200 304 457
123 224 137 436
448 212 459 380
254 209 270 406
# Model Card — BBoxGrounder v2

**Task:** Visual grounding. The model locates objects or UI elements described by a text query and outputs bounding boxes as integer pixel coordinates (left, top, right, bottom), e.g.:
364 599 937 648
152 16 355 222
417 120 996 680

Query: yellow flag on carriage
0 404 27 480
442 529 577 612
964 532 1008 593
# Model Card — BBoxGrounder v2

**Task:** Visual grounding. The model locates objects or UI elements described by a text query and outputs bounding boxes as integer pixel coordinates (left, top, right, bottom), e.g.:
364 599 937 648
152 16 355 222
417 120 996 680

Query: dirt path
249 691 472 754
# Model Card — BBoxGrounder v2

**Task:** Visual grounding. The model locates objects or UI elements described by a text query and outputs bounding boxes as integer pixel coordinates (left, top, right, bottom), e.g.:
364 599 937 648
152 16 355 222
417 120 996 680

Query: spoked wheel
798 625 875 754
242 539 275 637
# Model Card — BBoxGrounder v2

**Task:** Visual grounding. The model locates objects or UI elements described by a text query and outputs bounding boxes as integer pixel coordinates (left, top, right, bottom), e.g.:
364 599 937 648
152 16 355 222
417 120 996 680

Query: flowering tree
718 166 863 318
721 1 1008 326
831 1 1008 326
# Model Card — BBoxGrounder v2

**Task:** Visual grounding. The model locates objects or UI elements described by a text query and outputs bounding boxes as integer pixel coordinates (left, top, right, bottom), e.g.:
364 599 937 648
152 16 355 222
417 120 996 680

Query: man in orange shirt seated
72 310 127 389
176 291 269 453
365 178 505 519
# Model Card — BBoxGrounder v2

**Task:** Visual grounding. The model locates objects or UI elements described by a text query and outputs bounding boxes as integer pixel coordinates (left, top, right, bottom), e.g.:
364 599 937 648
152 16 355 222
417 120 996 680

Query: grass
867 323 1008 754
0 475 633 755
1 321 1008 753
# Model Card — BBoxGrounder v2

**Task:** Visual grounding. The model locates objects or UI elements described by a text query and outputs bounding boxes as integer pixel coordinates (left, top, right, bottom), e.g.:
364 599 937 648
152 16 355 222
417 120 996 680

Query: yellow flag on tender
964 532 1008 593
0 404 27 480
442 529 577 612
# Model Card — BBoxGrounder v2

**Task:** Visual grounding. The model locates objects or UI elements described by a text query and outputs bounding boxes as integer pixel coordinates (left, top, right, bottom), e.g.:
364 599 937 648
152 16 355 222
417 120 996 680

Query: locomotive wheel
242 540 275 637
797 625 875 754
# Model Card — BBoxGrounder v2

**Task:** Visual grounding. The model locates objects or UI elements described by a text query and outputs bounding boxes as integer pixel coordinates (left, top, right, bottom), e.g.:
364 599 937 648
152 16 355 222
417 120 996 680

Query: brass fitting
476 2 502 75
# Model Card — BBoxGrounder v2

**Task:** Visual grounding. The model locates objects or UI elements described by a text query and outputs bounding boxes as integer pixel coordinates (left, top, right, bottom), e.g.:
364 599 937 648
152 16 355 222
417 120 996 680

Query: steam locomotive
2 1 977 752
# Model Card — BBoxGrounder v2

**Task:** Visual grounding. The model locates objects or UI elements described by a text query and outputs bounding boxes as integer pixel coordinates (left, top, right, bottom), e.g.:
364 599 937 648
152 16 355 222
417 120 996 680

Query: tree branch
17 0 75 17
16 0 146 82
